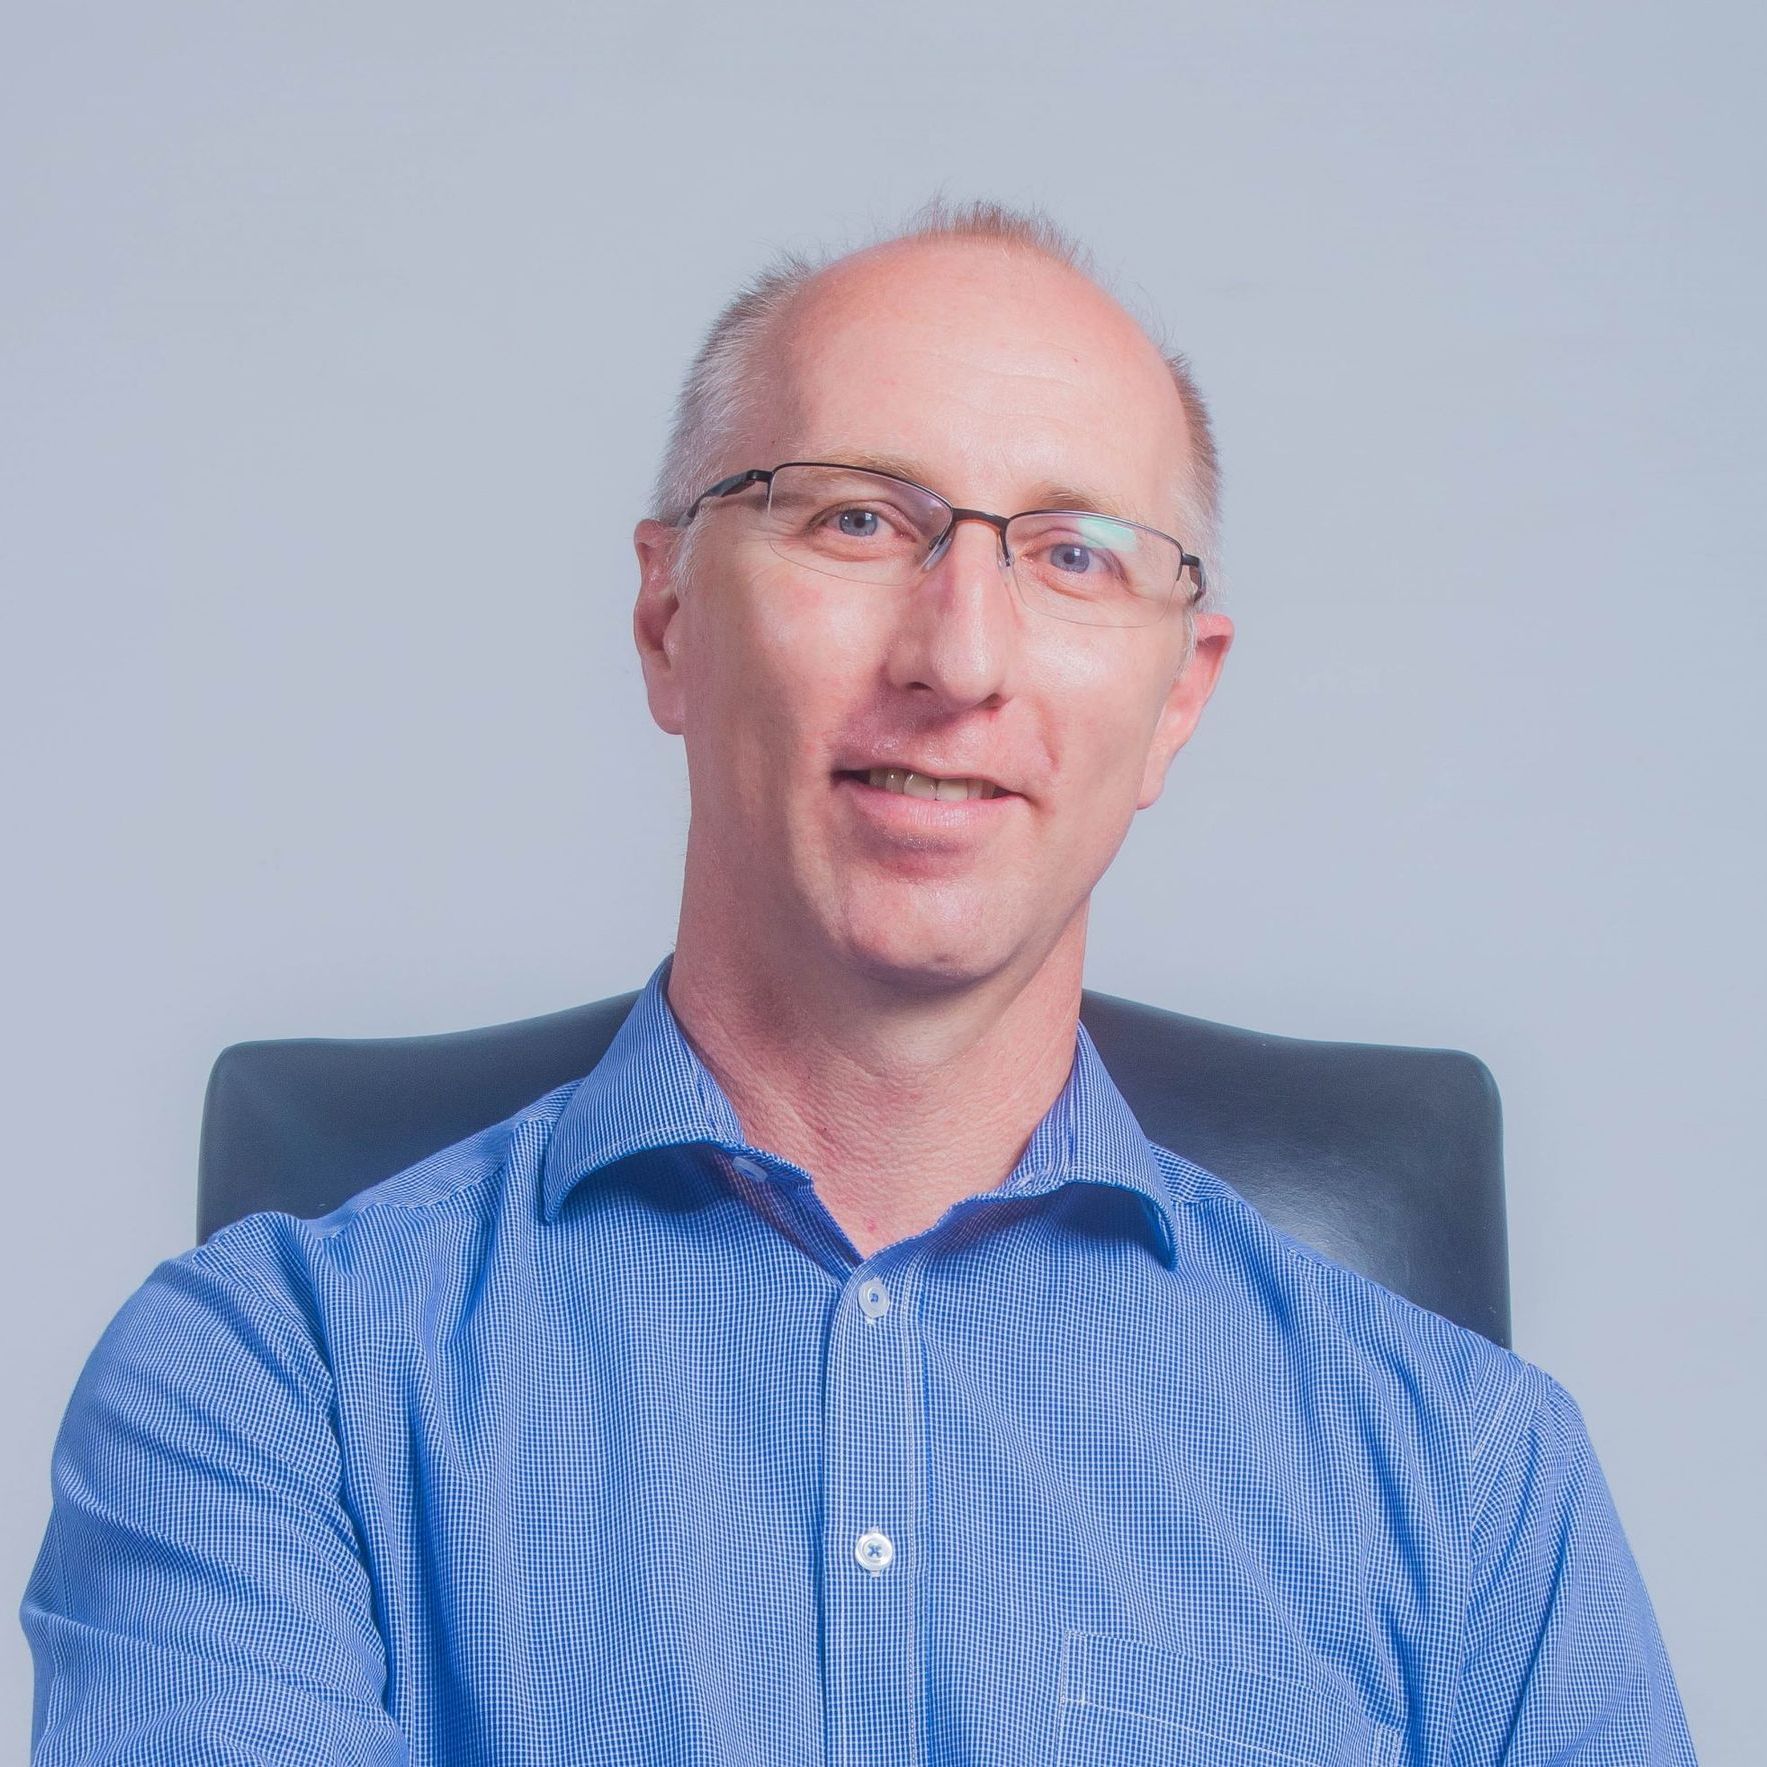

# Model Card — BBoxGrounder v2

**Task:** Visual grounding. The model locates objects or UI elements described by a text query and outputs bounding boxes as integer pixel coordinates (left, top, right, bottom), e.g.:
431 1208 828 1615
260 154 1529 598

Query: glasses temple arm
679 469 773 526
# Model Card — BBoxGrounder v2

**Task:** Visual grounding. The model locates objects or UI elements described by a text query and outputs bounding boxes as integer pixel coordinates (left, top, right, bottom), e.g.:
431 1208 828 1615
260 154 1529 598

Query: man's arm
1454 1367 1697 1765
20 1243 409 1765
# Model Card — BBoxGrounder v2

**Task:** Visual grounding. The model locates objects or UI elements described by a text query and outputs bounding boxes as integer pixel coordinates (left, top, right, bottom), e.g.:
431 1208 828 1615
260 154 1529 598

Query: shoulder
44 1080 586 1509
1156 1143 1556 1479
159 1076 583 1340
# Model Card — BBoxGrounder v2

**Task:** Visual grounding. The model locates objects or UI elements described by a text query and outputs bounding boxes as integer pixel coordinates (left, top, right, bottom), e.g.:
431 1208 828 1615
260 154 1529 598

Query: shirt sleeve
19 1243 409 1765
1453 1367 1698 1765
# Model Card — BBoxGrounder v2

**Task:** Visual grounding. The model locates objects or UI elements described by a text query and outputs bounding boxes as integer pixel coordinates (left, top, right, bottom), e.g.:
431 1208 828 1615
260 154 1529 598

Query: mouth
834 767 1013 803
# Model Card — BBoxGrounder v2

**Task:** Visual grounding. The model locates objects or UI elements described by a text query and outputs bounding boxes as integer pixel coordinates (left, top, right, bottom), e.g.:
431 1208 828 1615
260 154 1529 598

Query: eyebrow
823 448 1148 528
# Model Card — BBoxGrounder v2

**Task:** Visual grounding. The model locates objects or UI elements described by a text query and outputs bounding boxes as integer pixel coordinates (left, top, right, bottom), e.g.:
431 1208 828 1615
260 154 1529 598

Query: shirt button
857 1277 890 1319
854 1528 895 1574
730 1155 766 1183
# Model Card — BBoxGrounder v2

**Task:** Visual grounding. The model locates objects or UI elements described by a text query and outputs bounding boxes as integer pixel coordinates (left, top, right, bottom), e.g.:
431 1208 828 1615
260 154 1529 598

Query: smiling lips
847 767 1008 802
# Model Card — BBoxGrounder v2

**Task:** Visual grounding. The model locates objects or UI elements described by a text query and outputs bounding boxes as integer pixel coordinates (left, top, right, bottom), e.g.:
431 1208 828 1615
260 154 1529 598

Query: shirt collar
539 951 1181 1266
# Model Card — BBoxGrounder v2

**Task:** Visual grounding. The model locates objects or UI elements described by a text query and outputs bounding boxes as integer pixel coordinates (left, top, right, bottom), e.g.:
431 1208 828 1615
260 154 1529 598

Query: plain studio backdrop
3 2 1760 1757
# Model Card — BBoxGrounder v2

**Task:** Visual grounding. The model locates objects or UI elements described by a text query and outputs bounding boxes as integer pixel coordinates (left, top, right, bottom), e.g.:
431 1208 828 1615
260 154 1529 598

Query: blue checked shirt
23 952 1695 1764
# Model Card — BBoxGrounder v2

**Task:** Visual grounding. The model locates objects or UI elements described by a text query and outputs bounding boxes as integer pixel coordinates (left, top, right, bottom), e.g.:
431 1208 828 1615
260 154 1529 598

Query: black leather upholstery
198 988 1510 1346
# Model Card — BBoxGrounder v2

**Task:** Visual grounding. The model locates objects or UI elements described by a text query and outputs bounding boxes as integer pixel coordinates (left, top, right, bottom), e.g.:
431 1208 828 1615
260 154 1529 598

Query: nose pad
917 518 1011 576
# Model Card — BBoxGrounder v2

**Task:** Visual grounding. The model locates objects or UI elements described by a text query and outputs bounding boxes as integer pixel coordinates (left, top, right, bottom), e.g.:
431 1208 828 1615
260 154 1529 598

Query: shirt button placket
821 1260 924 1767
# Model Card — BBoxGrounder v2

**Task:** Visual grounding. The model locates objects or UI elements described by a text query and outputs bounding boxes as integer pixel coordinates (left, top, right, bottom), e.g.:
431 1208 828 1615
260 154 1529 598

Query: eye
1036 535 1128 581
833 506 882 538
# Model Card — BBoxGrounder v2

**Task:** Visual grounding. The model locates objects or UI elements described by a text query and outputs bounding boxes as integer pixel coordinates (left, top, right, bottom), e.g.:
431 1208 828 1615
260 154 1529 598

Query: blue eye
835 508 881 537
1051 542 1095 573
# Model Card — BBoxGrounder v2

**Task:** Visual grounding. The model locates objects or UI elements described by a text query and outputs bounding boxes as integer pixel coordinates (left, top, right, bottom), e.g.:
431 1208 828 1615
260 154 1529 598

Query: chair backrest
198 987 1510 1346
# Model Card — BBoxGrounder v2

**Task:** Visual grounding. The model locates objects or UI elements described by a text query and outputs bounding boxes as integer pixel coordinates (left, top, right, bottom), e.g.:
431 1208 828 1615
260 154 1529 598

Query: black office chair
197 987 1510 1346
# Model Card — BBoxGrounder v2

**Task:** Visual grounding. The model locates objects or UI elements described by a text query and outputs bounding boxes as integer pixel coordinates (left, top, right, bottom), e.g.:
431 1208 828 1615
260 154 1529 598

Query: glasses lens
762 465 949 583
1005 511 1181 627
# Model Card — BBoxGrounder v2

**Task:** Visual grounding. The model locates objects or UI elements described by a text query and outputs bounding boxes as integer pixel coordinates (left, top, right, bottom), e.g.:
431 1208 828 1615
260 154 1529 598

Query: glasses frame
677 460 1207 614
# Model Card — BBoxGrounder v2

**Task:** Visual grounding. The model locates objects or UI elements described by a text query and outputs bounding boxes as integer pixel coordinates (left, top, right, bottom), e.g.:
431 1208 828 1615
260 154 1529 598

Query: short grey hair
649 196 1223 614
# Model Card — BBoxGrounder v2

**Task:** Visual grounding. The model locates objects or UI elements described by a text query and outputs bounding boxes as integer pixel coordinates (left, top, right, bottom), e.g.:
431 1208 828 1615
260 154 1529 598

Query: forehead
760 239 1195 527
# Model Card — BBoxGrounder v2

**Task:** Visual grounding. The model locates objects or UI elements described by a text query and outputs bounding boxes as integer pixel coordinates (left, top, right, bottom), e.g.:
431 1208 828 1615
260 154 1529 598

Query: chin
829 907 1019 996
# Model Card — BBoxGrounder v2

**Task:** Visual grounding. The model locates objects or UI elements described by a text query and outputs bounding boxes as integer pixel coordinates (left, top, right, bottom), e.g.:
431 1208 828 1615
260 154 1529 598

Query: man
23 200 1695 1763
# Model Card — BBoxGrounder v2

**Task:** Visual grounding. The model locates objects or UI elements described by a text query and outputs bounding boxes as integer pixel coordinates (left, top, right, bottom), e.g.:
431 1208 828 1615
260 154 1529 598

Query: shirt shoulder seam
199 1081 580 1264
1154 1144 1542 1388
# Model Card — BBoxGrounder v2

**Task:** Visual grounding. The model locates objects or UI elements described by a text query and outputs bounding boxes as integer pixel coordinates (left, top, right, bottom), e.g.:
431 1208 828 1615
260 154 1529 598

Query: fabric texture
22 951 1697 1764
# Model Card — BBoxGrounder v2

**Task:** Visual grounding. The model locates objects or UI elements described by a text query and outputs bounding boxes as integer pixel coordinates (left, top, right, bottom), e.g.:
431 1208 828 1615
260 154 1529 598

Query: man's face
633 238 1232 995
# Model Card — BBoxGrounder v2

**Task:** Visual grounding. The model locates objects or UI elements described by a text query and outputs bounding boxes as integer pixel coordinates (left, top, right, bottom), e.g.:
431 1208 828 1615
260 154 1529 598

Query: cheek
750 562 893 716
686 566 878 784
1044 650 1168 805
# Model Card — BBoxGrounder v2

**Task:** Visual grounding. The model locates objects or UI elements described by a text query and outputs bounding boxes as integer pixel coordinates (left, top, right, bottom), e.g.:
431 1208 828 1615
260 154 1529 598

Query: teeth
863 768 1001 800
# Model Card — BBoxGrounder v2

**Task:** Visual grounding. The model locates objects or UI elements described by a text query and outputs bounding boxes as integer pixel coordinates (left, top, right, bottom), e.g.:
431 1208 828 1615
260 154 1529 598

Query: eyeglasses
677 460 1206 629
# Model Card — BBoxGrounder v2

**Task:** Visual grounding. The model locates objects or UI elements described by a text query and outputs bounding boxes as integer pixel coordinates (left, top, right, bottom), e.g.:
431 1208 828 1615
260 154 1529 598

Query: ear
633 518 690 737
1137 610 1234 809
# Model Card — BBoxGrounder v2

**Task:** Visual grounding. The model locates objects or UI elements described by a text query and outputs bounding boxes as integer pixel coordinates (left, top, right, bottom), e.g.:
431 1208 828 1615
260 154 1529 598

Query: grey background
4 2 1760 1756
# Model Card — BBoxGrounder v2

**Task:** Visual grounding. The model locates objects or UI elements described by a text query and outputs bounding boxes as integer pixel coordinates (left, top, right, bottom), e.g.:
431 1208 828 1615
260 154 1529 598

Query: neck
665 869 1088 1260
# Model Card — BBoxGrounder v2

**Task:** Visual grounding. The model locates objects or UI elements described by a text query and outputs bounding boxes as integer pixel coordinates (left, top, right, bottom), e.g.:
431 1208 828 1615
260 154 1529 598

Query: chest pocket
1056 1631 1404 1767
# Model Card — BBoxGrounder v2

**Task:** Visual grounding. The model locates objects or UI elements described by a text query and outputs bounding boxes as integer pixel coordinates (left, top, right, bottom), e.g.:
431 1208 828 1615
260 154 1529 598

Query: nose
884 515 1021 709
